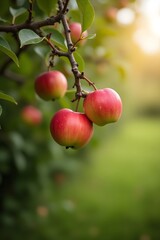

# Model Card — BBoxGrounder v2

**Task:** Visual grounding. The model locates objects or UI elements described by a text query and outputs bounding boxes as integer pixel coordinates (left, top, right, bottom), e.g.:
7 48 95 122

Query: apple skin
21 105 42 125
83 88 122 126
50 108 93 149
35 71 68 101
69 22 88 45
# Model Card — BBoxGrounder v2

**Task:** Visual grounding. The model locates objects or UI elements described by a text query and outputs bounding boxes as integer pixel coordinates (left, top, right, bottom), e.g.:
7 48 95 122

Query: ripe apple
83 88 122 126
21 105 42 125
69 22 88 45
50 108 93 149
35 70 68 101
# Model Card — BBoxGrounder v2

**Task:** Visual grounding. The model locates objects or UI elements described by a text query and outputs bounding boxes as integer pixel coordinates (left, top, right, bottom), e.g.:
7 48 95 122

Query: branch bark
0 16 60 33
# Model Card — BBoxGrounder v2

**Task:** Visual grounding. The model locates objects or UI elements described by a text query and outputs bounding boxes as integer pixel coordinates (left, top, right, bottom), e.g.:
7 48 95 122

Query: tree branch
58 0 83 99
62 0 70 14
0 15 61 33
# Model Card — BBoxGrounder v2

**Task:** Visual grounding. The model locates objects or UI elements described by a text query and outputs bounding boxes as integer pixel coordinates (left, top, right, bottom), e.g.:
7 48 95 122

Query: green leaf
0 17 7 23
13 151 26 171
18 29 44 47
9 7 27 23
68 9 81 23
0 92 17 104
74 51 85 72
0 36 19 67
76 0 95 31
37 0 57 16
84 33 96 40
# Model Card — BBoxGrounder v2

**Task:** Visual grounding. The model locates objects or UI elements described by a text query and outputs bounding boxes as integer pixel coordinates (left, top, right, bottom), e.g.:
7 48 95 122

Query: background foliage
0 0 160 239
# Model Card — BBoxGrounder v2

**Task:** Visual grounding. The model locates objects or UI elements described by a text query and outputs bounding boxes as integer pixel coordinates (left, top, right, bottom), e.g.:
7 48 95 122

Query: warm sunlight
133 0 160 54
116 0 160 54
116 7 135 25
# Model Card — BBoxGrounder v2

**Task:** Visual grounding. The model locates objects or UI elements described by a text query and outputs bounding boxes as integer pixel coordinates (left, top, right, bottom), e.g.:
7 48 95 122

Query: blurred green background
0 0 160 239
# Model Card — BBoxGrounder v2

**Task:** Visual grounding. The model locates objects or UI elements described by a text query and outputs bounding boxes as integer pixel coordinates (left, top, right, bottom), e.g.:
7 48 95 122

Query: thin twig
26 0 34 23
81 74 97 90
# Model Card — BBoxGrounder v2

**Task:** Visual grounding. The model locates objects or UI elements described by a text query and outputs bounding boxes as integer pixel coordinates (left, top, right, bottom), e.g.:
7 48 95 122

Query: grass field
46 117 160 240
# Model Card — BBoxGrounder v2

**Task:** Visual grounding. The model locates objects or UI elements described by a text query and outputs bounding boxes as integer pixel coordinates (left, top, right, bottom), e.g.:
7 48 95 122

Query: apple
50 108 93 149
69 22 88 45
21 105 42 125
104 7 118 22
83 88 122 126
35 70 68 101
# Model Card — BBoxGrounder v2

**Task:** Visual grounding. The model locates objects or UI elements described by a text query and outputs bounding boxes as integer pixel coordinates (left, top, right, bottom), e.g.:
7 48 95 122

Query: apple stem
80 74 97 91
75 97 81 112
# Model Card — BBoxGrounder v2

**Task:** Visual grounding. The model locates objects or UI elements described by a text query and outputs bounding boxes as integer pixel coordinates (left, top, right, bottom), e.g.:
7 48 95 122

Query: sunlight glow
133 0 160 54
116 8 135 25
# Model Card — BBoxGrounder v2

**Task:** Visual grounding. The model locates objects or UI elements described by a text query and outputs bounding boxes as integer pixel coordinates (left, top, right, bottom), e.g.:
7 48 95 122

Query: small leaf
0 92 17 105
9 7 27 18
37 0 57 16
73 51 85 72
13 150 26 171
19 29 44 47
0 17 7 23
84 33 96 40
0 36 19 66
76 0 95 31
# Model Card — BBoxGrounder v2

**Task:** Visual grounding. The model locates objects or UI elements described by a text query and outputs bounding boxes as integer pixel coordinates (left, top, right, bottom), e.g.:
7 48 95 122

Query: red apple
83 88 122 126
21 105 42 125
50 108 93 149
69 22 88 45
35 71 68 101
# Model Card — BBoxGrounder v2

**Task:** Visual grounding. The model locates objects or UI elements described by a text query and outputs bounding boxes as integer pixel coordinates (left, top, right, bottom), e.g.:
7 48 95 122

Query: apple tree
0 0 128 238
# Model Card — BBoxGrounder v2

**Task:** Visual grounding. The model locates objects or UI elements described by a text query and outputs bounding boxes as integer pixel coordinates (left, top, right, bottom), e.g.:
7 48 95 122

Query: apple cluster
32 69 122 149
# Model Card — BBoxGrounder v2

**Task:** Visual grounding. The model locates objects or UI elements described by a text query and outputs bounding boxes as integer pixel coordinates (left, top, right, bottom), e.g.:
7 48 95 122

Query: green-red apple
83 88 122 126
50 108 93 149
69 22 88 45
35 71 67 101
21 105 42 125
